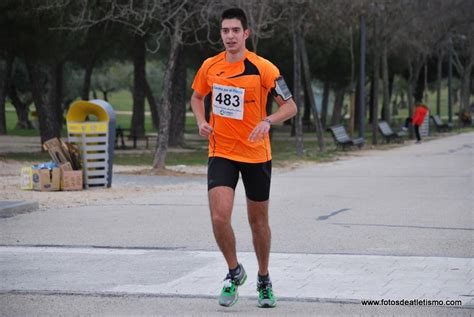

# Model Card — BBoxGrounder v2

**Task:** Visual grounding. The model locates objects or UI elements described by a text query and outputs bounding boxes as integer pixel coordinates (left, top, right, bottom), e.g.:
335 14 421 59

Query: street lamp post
358 15 366 138
448 34 453 123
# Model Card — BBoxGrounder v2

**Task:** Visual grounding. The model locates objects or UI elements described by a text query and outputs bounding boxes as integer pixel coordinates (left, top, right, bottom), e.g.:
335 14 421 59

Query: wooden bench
327 124 365 150
431 115 453 132
127 134 150 149
115 126 151 149
378 121 406 143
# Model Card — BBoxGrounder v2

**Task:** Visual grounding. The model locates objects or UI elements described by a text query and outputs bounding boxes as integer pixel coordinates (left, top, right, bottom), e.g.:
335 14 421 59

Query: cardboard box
61 170 83 191
32 168 60 191
20 167 33 190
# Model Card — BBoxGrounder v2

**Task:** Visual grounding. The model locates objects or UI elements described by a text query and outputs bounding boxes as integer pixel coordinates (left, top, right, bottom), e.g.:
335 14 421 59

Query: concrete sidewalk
1 246 471 306
0 132 473 315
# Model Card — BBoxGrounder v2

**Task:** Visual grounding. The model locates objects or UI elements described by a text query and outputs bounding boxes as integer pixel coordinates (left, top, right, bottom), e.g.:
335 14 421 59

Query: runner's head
221 8 248 30
221 8 249 54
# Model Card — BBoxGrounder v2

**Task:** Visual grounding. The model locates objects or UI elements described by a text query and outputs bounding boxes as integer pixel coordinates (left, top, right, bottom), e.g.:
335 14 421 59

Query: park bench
431 115 453 132
127 134 150 149
115 126 150 149
327 124 365 150
377 121 406 143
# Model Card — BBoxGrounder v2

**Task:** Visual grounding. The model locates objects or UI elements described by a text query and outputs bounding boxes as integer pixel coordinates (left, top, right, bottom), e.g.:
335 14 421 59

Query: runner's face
221 19 249 54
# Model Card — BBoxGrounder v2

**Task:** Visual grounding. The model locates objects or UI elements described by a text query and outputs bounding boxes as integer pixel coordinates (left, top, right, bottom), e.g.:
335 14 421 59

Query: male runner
190 8 297 308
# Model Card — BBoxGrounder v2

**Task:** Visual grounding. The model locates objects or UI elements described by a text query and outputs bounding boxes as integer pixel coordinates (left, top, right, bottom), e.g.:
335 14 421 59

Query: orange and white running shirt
192 49 280 163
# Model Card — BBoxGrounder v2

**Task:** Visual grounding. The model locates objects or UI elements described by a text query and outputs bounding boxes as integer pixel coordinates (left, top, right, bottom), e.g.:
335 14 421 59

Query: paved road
1 132 473 316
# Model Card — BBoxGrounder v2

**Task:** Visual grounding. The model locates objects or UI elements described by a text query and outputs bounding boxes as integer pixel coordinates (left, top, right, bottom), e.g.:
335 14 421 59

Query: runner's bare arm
248 96 297 142
191 91 214 137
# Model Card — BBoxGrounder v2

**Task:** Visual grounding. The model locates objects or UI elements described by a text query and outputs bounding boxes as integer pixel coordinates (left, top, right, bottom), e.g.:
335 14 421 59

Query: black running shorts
207 157 272 202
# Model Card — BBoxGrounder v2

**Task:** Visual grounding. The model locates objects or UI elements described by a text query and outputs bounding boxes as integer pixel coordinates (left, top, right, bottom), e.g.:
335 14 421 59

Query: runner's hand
198 121 214 137
248 120 270 142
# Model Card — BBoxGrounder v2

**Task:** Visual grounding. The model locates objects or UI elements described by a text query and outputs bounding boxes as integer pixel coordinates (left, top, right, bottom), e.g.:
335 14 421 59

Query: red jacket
412 105 429 125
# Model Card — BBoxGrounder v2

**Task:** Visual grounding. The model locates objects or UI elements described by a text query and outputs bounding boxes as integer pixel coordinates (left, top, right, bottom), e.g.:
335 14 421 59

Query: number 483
215 93 240 107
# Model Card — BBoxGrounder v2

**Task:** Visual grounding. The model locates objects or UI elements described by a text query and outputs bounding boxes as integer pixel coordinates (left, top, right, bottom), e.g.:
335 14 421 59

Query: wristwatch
263 118 272 125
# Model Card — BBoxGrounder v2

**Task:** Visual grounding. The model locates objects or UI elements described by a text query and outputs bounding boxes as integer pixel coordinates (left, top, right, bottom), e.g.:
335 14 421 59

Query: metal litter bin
66 100 116 188
420 110 430 137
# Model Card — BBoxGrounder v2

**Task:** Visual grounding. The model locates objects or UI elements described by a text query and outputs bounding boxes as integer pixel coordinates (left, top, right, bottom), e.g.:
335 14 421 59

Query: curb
0 201 39 218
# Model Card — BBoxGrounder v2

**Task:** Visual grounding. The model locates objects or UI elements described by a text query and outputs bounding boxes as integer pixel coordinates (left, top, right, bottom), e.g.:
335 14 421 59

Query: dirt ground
0 135 206 210
0 159 209 210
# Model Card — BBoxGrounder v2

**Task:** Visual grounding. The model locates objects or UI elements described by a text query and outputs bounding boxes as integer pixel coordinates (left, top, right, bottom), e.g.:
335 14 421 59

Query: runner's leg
247 199 271 275
209 187 238 269
240 160 272 276
414 124 421 141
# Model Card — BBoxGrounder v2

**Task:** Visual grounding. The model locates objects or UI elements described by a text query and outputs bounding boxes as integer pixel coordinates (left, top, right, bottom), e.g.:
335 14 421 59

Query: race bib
212 84 245 120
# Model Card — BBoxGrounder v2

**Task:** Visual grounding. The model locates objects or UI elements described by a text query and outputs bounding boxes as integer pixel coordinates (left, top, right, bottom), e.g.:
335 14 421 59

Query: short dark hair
221 8 248 30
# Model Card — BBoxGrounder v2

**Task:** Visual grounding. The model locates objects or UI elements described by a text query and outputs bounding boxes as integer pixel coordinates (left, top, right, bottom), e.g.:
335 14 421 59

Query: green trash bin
66 100 116 188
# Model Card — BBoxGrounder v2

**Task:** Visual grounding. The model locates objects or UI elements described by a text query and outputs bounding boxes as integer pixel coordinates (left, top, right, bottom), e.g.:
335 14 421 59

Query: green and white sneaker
218 264 247 307
257 280 276 308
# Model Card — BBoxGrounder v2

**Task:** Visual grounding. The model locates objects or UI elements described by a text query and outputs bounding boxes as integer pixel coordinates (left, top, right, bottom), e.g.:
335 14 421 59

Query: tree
169 45 186 146
91 62 132 101
153 1 207 168
452 29 474 116
301 39 325 152
292 13 304 157
0 0 87 142
153 16 183 168
8 60 34 129
0 55 14 134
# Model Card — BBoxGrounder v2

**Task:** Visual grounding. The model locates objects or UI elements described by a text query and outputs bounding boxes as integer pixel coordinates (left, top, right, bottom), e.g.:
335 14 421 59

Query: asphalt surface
0 201 38 218
0 132 473 316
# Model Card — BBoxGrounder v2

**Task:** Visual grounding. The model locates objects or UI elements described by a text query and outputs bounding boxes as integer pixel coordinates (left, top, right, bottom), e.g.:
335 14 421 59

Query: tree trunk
400 91 406 109
9 82 33 129
145 78 159 130
381 40 390 122
407 57 425 125
302 90 312 128
81 60 94 101
321 81 330 128
0 54 14 135
169 44 186 147
369 70 375 124
453 88 459 106
301 37 325 152
153 22 181 169
131 35 146 137
371 52 380 145
331 87 345 125
452 47 473 114
436 53 442 115
392 94 399 116
460 62 472 113
26 60 61 144
407 63 416 139
407 63 414 119
414 66 425 103
292 22 304 157
55 62 64 126
388 71 395 101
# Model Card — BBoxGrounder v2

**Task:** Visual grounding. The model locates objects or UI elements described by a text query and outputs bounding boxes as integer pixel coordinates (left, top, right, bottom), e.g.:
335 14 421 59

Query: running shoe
218 264 247 307
257 279 276 308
